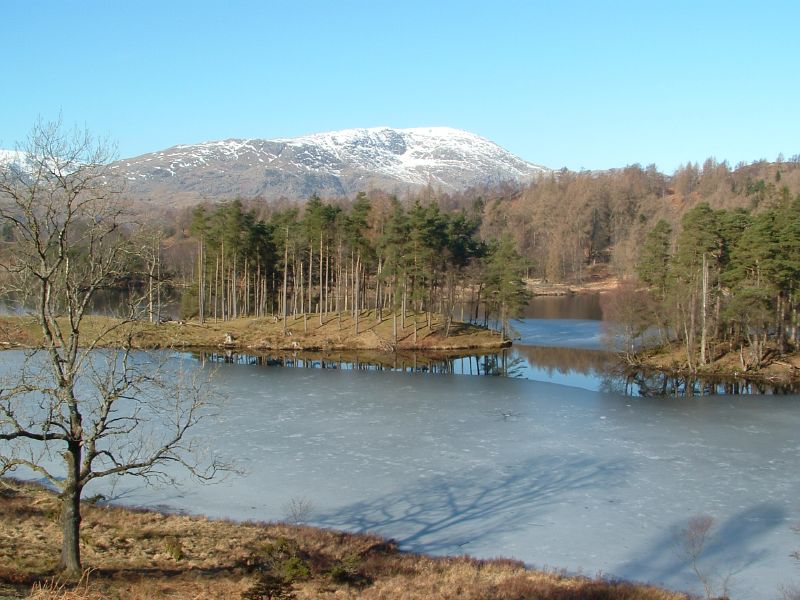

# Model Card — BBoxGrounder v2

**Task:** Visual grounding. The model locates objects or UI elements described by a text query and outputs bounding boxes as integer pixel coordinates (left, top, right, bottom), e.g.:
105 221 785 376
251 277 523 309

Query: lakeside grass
0 480 689 600
0 311 508 354
633 341 800 388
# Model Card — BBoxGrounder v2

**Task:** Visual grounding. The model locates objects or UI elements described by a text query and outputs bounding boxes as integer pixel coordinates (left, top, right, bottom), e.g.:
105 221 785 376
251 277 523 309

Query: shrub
164 536 184 561
278 556 310 583
240 572 295 600
281 497 314 525
328 553 369 586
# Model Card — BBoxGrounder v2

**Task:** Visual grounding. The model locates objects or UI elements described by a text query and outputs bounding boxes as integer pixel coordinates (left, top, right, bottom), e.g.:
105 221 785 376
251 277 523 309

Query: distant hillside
108 127 549 205
482 158 800 282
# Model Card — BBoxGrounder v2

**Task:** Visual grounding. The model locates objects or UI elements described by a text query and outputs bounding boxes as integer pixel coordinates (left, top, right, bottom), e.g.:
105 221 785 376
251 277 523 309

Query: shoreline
0 479 687 600
629 343 800 389
525 275 620 297
4 312 799 390
0 312 511 354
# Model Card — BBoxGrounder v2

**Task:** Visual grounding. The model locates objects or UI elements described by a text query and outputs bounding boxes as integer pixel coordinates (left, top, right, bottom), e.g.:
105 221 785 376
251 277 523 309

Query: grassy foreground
0 311 508 354
0 481 688 600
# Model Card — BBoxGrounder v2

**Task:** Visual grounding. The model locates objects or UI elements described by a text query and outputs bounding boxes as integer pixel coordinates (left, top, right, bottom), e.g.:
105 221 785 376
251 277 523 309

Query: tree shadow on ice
617 503 786 591
314 454 629 555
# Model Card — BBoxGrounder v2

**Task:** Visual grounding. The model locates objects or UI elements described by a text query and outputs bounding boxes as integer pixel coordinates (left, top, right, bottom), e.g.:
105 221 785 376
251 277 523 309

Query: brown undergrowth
634 341 800 388
0 480 690 600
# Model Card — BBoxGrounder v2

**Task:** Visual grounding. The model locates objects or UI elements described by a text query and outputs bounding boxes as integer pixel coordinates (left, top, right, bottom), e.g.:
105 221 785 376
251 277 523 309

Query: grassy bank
0 480 688 600
524 265 619 297
633 342 800 388
0 311 509 354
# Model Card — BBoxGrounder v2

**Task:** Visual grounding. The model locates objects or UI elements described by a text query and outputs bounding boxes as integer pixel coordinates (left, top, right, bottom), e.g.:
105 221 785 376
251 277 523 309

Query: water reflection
523 294 603 320
197 348 527 378
604 369 800 397
0 288 179 318
195 347 800 397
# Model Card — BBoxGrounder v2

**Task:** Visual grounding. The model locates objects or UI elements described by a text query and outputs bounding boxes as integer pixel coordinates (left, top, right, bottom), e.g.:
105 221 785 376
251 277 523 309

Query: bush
278 556 310 583
241 572 295 600
164 536 184 561
328 553 369 586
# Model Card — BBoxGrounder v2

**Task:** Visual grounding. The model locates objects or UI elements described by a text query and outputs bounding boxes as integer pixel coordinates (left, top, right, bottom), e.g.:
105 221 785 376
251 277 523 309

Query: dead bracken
0 480 688 600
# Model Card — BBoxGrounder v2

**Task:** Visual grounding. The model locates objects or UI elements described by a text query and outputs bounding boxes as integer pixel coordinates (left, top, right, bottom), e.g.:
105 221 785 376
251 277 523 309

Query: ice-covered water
80 361 799 599
3 292 799 598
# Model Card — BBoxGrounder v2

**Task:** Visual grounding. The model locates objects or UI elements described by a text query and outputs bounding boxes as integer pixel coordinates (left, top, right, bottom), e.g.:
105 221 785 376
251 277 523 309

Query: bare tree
675 514 731 600
0 118 223 575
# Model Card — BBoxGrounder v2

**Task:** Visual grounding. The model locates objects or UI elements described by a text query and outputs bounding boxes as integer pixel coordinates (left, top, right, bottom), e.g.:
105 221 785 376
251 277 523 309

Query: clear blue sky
2 0 798 172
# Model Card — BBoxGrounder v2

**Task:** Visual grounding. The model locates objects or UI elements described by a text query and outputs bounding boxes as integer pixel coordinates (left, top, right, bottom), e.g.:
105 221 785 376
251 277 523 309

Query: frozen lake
94 358 800 599
2 294 799 598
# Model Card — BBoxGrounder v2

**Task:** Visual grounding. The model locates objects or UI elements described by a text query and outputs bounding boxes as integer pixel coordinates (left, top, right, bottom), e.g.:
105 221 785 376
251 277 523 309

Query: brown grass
636 341 800 388
0 480 689 600
0 311 507 354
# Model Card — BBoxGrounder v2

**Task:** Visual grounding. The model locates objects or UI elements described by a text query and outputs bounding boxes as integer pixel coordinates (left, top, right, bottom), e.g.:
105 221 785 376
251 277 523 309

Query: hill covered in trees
152 154 800 286
483 156 800 283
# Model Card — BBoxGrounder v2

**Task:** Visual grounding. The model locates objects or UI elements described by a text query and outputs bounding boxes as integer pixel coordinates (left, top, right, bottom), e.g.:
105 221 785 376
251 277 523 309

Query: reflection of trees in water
195 347 799 396
524 295 604 320
514 344 615 375
0 287 179 318
464 294 604 323
601 369 800 396
197 349 528 377
474 351 527 377
198 350 474 375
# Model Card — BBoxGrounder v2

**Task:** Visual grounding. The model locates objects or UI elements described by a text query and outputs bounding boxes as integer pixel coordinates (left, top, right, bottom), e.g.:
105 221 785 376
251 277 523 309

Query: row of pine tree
183 194 530 341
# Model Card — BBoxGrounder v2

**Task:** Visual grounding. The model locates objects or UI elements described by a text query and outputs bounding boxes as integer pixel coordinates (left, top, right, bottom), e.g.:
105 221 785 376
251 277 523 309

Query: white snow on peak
115 126 550 196
0 149 36 177
267 126 547 185
0 149 27 165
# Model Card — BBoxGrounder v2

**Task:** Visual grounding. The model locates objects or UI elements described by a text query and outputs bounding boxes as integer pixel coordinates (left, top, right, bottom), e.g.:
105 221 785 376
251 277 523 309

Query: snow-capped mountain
110 127 549 203
0 150 31 177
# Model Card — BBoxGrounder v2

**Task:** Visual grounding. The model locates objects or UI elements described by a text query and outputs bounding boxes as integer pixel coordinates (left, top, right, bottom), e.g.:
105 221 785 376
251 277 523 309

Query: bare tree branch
0 118 226 574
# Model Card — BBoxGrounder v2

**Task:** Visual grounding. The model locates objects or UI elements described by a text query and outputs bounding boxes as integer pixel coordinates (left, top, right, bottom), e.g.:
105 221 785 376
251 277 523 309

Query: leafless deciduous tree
675 514 731 600
0 118 224 575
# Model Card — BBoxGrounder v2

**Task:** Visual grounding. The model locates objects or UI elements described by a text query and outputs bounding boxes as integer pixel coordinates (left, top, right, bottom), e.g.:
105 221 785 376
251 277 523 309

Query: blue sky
2 1 798 172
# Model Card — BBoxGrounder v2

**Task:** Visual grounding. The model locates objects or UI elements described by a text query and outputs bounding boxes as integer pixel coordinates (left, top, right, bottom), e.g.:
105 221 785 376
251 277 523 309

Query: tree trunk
354 252 361 335
700 252 708 365
319 236 324 325
401 280 407 329
60 445 82 574
148 261 154 323
282 227 289 335
198 236 205 323
214 253 220 322
375 259 382 322
474 283 483 323
777 292 787 354
308 241 313 322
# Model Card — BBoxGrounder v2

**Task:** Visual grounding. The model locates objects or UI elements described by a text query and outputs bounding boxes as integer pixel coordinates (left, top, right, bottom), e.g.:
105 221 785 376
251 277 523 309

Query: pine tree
636 219 672 295
485 235 530 342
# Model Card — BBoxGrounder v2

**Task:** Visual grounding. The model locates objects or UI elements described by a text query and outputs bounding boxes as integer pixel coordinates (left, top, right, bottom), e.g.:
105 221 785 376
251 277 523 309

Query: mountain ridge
106 126 549 204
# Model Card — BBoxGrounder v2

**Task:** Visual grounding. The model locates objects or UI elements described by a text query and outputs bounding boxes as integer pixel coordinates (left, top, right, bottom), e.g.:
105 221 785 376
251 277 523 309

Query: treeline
150 157 800 295
630 192 800 369
486 157 800 282
182 194 530 340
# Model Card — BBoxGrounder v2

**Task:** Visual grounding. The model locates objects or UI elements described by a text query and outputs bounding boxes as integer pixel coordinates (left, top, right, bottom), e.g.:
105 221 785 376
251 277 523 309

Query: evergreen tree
636 219 672 295
485 235 530 342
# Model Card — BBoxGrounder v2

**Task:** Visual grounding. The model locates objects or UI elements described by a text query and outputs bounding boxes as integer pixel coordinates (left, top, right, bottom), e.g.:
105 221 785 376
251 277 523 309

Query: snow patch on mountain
110 127 551 202
0 149 36 179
